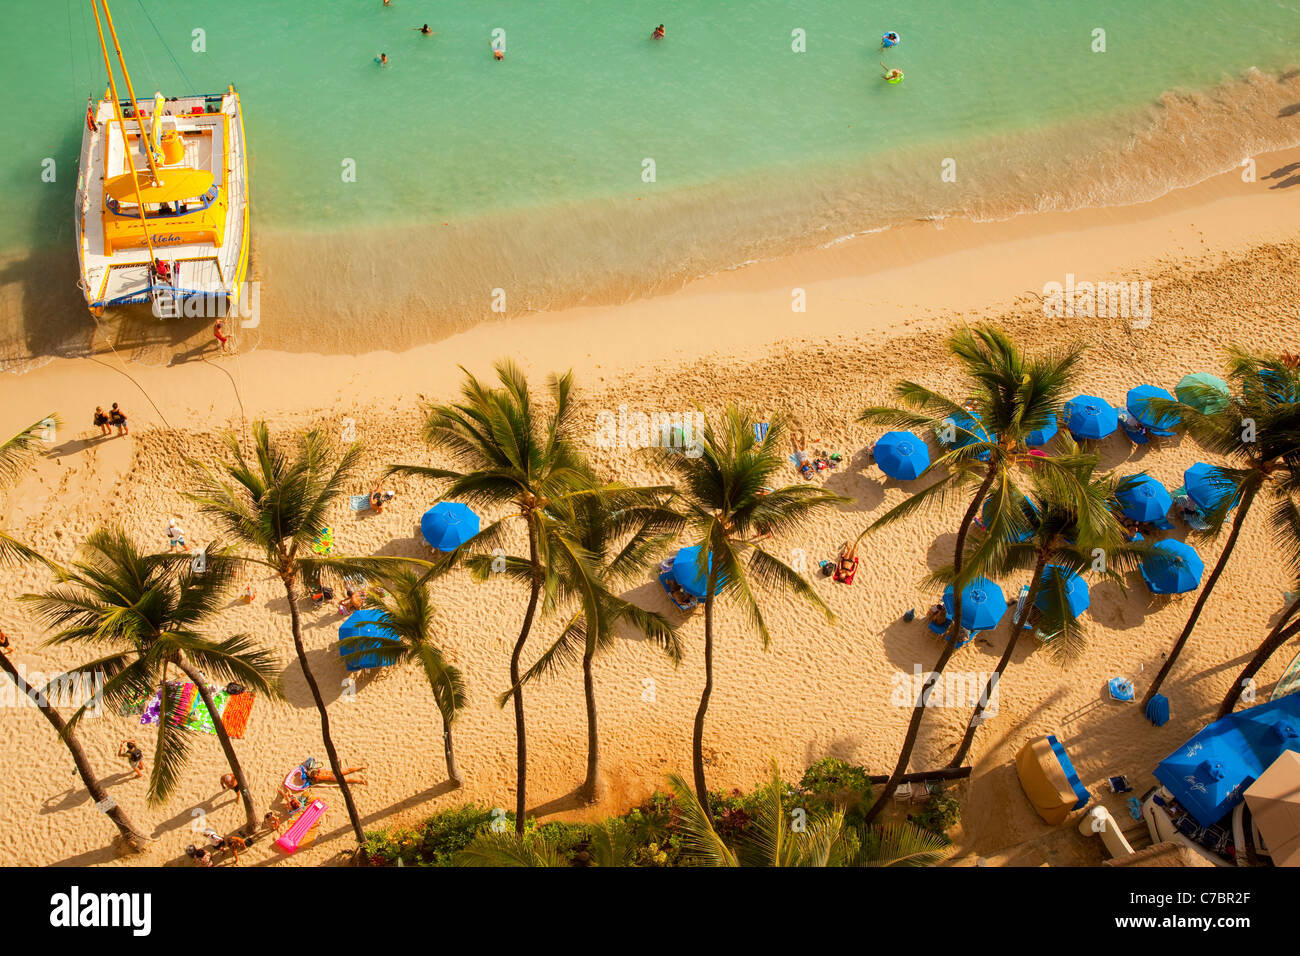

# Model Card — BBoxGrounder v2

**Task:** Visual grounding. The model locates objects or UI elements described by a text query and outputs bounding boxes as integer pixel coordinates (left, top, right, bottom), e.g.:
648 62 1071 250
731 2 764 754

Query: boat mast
89 0 157 264
97 0 164 184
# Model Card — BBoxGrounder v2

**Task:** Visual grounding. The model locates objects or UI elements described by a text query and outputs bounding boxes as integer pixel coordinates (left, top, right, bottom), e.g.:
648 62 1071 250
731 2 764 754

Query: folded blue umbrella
1024 412 1058 448
942 577 1008 631
1036 565 1090 618
1117 474 1173 523
874 430 930 480
1184 462 1238 513
1063 395 1119 440
1140 540 1204 595
1127 385 1180 434
421 502 481 551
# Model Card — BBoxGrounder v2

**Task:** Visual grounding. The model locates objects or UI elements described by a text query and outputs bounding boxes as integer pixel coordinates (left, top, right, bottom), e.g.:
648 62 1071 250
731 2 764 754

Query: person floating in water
493 45 505 60
414 24 433 34
883 68 902 81
379 52 389 65
652 24 666 39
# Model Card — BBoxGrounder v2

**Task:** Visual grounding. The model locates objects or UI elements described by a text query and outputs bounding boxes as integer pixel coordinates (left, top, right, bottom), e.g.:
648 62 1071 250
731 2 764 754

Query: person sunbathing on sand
791 430 815 479
308 766 368 786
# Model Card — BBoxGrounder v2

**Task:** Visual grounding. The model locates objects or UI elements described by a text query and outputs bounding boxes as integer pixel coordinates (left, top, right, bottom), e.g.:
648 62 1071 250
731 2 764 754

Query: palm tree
186 421 372 843
22 528 278 835
659 407 845 819
858 326 1084 823
390 360 638 835
0 415 149 852
666 766 952 867
1140 351 1300 710
946 457 1146 767
359 567 468 786
498 485 684 803
1219 494 1300 716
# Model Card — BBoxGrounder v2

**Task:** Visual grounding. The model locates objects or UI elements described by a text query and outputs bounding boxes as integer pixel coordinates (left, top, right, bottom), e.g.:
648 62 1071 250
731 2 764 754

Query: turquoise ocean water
3 0 1300 358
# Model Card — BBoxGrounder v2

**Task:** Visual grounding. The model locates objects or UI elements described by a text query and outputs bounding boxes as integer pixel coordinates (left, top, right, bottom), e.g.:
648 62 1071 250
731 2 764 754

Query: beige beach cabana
1015 735 1090 825
1245 750 1300 867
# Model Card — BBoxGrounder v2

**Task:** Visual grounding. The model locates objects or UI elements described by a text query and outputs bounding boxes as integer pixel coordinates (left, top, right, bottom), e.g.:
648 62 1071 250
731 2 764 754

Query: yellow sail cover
105 167 214 204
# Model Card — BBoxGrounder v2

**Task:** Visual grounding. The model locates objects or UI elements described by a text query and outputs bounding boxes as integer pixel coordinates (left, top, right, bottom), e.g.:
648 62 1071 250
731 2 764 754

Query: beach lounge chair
658 570 696 611
927 619 947 636
1118 413 1150 445
275 799 327 854
754 422 769 443
1108 774 1134 793
909 780 930 804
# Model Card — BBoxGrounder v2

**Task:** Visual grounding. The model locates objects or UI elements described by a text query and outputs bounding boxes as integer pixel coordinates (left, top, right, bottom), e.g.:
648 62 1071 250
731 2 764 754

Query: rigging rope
135 0 196 94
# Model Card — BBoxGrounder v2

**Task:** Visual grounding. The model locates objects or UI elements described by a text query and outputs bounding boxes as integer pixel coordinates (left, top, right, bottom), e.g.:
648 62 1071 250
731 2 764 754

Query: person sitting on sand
93 406 111 436
415 23 432 34
307 766 368 786
186 844 213 867
668 581 694 607
653 24 665 39
119 739 145 778
927 603 948 627
369 482 395 513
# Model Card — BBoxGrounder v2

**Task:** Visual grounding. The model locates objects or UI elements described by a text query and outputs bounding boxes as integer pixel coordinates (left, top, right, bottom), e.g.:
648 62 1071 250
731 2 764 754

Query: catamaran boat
75 0 249 318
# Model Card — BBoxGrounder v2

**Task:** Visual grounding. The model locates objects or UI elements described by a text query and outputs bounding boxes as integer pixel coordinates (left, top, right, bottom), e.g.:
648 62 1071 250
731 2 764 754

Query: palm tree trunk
0 652 148 852
692 576 718 822
1218 600 1300 718
442 717 462 788
1142 485 1258 709
864 464 998 825
948 550 1049 768
173 657 258 835
511 518 543 836
282 576 365 844
580 645 600 804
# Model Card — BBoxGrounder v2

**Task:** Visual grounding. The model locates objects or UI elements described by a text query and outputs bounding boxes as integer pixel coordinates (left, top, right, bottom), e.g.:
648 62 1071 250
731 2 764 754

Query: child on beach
108 403 128 436
93 406 110 436
118 739 145 778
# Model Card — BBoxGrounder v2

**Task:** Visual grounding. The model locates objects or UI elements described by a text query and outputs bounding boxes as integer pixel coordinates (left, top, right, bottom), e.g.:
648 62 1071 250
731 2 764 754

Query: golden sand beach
1 149 1298 867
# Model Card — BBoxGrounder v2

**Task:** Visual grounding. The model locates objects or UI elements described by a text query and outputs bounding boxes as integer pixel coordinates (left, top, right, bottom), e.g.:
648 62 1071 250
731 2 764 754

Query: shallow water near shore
4 0 1300 364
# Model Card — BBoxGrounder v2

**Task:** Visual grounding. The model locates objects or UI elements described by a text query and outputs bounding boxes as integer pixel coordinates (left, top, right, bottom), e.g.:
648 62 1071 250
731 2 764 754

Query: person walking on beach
108 403 128 436
213 318 231 353
118 739 146 778
93 406 111 436
220 772 242 796
167 518 189 552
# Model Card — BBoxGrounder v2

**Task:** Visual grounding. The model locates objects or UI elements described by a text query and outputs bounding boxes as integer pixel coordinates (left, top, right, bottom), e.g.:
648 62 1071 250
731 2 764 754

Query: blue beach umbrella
1184 462 1239 513
420 502 480 551
938 411 994 463
1175 373 1231 414
1140 540 1204 595
874 430 930 480
1063 395 1119 441
1116 474 1173 523
1035 565 1090 618
673 545 726 599
338 609 399 672
1127 385 1180 434
942 577 1008 632
1025 412 1058 448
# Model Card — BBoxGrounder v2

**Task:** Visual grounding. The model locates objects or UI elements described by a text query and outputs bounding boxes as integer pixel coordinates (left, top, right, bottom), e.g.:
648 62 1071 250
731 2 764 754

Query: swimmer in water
379 52 389 65
493 46 504 60
414 24 433 34
652 24 665 39
883 68 902 81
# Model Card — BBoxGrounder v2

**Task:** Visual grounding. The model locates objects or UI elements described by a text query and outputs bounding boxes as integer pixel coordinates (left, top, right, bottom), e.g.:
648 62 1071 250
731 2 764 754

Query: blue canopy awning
1155 693 1300 826
672 545 726 599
